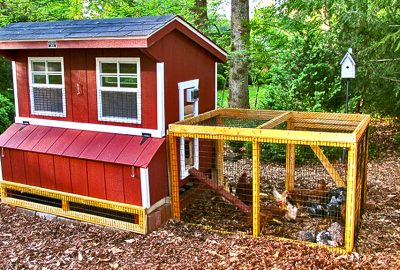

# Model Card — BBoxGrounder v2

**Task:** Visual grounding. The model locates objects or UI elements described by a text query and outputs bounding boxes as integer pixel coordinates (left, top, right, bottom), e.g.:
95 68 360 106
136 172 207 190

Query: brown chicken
236 171 252 206
247 206 288 229
288 180 329 205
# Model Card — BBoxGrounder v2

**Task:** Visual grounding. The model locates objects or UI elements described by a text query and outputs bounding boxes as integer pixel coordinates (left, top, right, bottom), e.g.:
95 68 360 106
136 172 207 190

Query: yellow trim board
0 181 146 234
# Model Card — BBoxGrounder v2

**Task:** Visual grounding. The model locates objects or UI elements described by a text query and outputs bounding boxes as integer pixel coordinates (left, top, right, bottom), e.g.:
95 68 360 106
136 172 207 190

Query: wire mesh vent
101 91 138 120
32 87 65 114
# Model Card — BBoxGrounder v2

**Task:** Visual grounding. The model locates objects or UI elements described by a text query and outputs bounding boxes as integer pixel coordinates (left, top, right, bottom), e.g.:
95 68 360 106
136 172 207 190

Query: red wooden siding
147 142 168 205
9 150 26 184
1 148 13 181
70 158 88 196
148 30 216 127
54 156 72 193
16 51 30 117
123 166 142 205
87 161 106 199
14 48 158 130
38 154 56 190
105 164 125 203
24 152 41 187
70 50 89 122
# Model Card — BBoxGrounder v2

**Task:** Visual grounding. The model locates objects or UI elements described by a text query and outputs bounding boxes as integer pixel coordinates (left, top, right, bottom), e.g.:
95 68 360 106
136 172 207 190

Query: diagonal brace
310 145 346 187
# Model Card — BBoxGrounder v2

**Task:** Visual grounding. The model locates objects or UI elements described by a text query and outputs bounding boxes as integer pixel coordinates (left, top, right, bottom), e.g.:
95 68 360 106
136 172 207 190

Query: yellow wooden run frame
0 181 147 234
168 108 370 254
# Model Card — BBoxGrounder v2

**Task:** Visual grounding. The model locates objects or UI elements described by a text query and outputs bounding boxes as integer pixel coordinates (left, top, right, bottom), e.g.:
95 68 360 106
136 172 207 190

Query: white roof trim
148 17 227 58
0 36 148 43
340 52 356 65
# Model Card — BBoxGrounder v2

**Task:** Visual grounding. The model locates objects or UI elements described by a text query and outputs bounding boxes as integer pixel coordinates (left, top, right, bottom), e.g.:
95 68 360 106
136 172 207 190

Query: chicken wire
169 108 369 253
176 137 348 247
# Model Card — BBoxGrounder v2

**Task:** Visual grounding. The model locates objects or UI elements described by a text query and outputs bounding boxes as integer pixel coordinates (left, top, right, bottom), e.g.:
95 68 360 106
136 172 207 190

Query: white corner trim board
12 61 19 119
215 62 218 109
140 168 150 209
157 63 165 137
0 154 3 181
15 117 163 138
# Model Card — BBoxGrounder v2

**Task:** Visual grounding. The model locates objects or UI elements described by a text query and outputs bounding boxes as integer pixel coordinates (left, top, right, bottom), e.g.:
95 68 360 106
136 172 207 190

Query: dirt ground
0 119 399 270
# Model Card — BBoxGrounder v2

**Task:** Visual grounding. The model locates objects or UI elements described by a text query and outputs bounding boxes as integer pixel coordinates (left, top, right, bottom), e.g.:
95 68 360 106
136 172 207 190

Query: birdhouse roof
340 51 356 66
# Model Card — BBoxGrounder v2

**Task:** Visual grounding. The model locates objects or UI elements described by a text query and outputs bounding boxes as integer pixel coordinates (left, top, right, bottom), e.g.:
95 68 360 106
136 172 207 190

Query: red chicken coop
0 15 227 233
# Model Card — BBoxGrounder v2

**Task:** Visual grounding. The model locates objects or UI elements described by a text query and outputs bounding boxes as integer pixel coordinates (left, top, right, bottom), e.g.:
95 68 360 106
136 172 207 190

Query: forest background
0 0 399 134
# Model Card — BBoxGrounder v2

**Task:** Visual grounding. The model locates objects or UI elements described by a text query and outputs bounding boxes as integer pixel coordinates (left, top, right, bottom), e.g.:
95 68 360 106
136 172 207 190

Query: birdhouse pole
346 80 349 113
340 48 356 160
340 48 356 113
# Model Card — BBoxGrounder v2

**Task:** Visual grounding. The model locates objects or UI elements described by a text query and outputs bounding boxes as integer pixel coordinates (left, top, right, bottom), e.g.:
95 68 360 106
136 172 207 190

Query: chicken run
168 108 369 254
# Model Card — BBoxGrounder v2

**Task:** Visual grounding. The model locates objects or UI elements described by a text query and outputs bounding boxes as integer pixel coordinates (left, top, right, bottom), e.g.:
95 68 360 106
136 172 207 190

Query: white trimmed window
96 58 141 124
28 57 66 117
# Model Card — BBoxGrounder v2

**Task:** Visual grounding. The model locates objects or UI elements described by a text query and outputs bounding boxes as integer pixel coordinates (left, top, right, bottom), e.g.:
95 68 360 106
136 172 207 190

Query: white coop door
178 79 199 179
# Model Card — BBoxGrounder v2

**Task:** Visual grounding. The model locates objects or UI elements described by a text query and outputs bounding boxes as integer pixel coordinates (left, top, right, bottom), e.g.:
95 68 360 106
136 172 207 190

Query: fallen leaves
0 119 399 269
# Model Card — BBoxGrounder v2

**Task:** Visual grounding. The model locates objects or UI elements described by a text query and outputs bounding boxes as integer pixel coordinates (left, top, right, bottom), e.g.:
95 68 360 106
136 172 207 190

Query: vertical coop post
362 130 369 210
344 144 358 253
252 140 261 237
285 120 295 192
216 117 225 189
168 133 181 220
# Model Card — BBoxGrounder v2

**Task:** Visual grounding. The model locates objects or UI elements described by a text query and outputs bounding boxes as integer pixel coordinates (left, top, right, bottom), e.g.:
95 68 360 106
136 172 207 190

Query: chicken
288 180 328 205
272 187 298 220
263 205 288 223
327 222 344 246
236 171 252 206
272 187 288 207
247 206 287 228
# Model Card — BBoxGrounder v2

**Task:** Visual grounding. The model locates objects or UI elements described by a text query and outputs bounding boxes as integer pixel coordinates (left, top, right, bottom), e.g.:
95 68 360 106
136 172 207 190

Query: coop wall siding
13 48 158 130
2 149 143 207
147 142 168 206
147 30 217 127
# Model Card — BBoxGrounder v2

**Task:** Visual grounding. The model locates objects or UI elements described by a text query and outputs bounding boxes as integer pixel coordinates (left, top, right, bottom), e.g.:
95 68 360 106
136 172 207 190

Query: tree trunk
229 0 250 109
193 0 208 32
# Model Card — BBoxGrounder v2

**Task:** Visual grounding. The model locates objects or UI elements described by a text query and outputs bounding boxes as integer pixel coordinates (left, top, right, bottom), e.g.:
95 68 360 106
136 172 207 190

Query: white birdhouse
340 48 356 79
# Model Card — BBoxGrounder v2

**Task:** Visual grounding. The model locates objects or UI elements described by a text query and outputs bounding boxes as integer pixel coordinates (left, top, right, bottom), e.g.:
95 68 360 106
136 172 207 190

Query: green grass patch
217 85 268 109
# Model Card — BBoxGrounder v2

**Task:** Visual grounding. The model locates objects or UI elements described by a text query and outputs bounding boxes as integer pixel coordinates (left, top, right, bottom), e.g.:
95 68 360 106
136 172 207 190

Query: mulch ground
1 119 399 269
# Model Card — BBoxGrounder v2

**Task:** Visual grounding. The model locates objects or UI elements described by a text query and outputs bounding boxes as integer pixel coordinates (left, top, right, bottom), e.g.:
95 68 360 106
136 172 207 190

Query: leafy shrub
395 132 400 145
0 91 14 133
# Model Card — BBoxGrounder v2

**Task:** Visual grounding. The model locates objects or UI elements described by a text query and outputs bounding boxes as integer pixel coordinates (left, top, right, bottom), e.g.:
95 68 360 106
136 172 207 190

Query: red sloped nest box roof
0 124 164 168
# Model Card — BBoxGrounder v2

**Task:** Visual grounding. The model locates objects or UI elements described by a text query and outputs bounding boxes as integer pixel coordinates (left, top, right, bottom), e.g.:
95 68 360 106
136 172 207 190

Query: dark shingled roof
0 15 176 41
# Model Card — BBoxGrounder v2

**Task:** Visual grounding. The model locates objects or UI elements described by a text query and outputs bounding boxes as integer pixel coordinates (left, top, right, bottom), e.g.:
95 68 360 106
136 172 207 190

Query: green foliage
0 57 11 90
0 0 399 117
395 132 400 145
0 91 14 133
250 5 344 112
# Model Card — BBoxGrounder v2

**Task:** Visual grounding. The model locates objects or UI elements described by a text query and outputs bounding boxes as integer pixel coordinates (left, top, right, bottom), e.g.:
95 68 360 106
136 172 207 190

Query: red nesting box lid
0 123 164 168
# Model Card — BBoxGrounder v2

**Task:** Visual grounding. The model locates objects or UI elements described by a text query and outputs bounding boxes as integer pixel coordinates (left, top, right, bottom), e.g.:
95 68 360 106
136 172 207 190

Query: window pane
101 76 118 87
33 87 63 113
48 61 62 72
101 91 137 119
32 62 45 71
33 74 46 84
120 76 137 88
101 62 117 73
48 75 62 85
120 63 137 74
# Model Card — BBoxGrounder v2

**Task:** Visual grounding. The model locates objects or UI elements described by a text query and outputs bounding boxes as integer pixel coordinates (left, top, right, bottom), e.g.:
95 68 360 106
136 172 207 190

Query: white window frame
28 57 66 117
178 79 199 179
96 57 141 124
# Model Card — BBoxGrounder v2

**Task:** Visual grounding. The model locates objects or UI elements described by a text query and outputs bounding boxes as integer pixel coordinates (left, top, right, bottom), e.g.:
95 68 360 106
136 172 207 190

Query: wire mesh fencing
168 108 369 254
